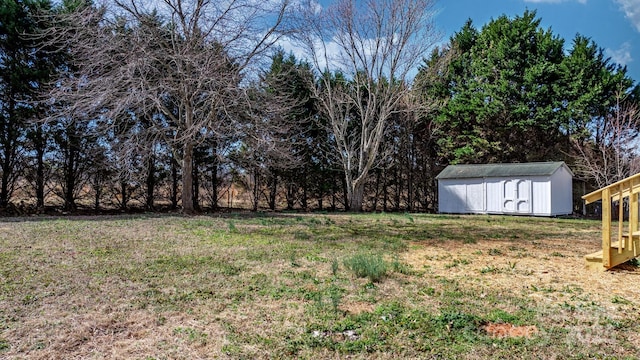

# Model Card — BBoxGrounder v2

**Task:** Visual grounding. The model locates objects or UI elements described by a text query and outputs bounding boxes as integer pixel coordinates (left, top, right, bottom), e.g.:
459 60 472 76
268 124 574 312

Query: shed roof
436 162 572 180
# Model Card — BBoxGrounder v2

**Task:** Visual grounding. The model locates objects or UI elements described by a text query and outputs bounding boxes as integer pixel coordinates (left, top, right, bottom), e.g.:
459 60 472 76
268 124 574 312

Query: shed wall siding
531 178 551 215
486 176 549 215
485 180 503 213
550 167 573 215
438 180 466 213
437 163 573 217
438 179 486 213
465 179 485 212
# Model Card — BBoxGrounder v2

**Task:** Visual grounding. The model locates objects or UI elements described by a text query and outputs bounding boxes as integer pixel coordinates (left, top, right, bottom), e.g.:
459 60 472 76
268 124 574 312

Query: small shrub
228 220 238 233
480 265 498 274
344 253 388 282
627 258 639 267
331 259 339 276
328 284 343 313
445 258 470 269
293 231 311 241
391 259 413 275
173 327 208 345
611 295 632 305
418 287 436 296
463 237 477 244
435 310 481 331
290 254 301 268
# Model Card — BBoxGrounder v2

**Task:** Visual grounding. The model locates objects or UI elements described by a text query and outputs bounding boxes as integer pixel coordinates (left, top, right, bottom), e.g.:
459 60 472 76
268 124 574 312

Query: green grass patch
343 253 388 282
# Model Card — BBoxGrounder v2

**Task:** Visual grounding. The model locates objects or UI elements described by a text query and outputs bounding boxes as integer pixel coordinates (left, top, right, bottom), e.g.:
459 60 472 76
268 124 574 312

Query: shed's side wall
550 166 573 215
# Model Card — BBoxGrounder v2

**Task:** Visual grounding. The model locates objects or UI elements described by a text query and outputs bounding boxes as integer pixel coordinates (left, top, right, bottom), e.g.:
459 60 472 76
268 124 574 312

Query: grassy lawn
1 213 639 359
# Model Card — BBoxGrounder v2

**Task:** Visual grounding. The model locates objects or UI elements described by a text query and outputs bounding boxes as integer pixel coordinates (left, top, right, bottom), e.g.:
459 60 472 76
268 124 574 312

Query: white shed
436 162 573 216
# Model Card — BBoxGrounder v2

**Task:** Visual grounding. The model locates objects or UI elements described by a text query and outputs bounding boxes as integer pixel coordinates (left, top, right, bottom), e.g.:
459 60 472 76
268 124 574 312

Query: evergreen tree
434 11 566 164
0 0 57 208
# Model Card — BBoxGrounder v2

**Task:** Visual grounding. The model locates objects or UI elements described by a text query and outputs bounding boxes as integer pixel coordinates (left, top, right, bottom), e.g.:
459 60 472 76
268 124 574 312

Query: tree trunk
286 182 295 210
383 169 388 212
210 165 218 210
182 142 194 214
268 172 277 211
252 167 260 212
171 155 179 210
210 144 218 210
342 176 350 211
120 180 128 211
301 172 308 211
34 125 45 209
146 154 155 210
192 155 200 212
0 133 13 209
63 139 77 212
348 180 365 212
94 174 101 210
0 99 15 208
372 169 381 211
393 168 401 211
331 173 337 211
0 161 9 208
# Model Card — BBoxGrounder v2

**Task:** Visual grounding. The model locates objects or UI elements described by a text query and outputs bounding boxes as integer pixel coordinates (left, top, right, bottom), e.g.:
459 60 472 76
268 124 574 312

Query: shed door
503 179 531 213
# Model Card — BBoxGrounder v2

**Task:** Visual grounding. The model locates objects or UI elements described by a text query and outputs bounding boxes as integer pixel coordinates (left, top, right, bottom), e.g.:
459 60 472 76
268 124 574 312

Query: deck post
632 179 639 256
582 172 640 270
602 187 611 268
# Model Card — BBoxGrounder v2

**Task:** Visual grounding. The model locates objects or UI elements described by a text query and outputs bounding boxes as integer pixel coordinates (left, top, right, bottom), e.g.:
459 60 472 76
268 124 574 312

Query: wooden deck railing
583 173 640 269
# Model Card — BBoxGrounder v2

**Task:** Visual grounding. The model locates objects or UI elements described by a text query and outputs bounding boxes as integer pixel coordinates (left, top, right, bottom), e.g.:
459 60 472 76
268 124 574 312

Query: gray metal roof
436 162 571 179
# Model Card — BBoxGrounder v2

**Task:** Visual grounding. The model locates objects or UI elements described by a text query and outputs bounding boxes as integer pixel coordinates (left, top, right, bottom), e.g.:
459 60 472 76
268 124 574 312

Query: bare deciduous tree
296 0 439 211
44 0 295 213
572 92 640 188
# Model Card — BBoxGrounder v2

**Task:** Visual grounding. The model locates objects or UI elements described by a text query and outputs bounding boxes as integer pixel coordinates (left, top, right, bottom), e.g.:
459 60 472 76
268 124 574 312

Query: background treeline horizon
1 0 638 215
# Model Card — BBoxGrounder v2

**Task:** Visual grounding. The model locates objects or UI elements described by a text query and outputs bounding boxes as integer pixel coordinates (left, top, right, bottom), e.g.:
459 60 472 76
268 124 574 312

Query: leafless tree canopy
43 0 296 213
572 92 640 188
296 0 439 210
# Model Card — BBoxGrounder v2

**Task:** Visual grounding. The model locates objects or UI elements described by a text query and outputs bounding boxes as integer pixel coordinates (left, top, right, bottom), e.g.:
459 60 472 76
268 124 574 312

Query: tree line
0 0 638 215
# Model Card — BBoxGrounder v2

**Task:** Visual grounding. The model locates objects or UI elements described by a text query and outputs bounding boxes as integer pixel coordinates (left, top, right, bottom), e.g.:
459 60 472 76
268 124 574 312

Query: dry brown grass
0 213 639 359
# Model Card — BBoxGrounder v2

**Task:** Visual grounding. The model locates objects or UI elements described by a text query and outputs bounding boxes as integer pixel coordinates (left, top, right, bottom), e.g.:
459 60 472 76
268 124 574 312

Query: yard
1 213 639 359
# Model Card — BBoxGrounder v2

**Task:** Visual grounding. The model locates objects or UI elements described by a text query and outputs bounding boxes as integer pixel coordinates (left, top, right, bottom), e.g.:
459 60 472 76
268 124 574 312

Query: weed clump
343 253 388 282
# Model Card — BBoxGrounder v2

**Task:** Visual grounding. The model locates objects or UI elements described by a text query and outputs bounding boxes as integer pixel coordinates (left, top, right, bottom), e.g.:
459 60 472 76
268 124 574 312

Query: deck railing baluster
619 183 624 254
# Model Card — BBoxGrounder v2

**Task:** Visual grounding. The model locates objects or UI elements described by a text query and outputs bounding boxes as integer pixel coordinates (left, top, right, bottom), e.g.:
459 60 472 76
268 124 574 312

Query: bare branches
572 92 640 188
295 0 439 210
42 0 295 212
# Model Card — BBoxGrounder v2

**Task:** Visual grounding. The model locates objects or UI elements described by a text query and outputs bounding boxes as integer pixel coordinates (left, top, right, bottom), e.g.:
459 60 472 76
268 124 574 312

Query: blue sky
435 0 640 84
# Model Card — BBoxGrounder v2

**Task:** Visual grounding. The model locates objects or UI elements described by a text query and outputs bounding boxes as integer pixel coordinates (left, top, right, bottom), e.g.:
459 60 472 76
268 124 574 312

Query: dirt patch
340 301 376 315
402 237 640 307
483 323 538 338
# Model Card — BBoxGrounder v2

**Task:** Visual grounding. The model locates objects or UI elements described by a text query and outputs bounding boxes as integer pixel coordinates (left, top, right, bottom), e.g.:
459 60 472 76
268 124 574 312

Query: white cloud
605 42 633 66
616 0 640 32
